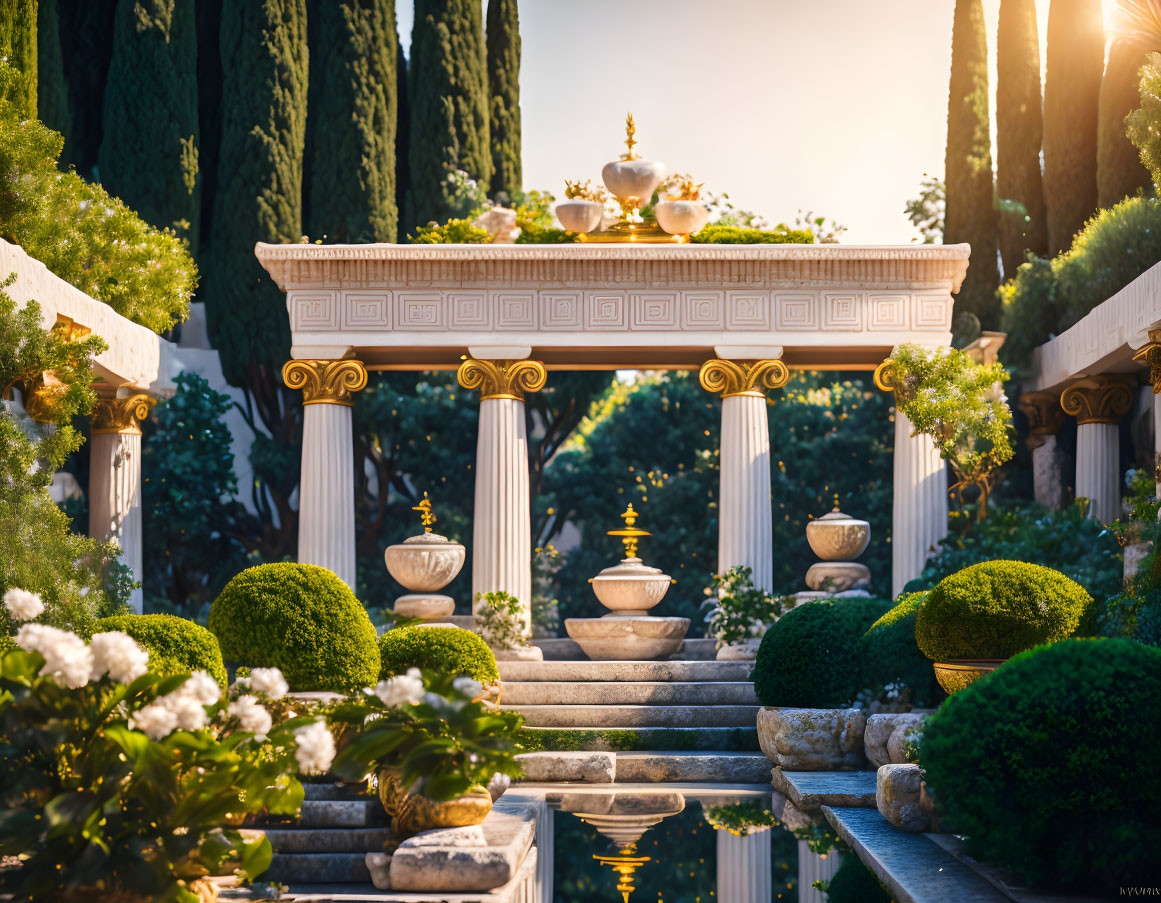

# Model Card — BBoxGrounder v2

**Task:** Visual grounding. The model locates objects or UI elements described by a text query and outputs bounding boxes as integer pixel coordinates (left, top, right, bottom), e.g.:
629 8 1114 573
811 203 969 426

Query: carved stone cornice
1132 329 1161 394
698 359 789 398
91 394 154 435
1017 391 1064 450
1060 375 1134 425
456 357 547 401
282 358 368 406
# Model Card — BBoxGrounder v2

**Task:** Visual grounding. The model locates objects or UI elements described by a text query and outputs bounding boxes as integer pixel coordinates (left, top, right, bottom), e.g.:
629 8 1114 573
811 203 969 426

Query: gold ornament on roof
1132 328 1161 394
607 503 651 559
621 112 639 161
564 178 606 203
411 492 436 533
873 359 898 393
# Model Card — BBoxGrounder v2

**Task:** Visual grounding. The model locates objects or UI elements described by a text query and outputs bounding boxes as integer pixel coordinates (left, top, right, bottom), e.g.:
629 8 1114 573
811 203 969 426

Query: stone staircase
262 782 382 884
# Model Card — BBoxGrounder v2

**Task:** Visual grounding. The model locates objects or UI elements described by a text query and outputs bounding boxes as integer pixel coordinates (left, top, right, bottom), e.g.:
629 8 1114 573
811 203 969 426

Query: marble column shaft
715 829 772 903
1075 422 1120 524
797 843 842 903
298 403 357 587
89 430 143 613
891 410 948 598
718 394 774 593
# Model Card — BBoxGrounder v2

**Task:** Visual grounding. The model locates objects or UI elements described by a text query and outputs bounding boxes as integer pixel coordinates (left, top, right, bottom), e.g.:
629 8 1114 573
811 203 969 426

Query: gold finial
833 494 840 512
622 112 639 161
607 503 651 559
412 492 436 533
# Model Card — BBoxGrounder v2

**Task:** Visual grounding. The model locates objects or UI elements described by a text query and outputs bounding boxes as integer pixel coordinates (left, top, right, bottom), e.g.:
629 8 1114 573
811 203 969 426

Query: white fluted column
284 358 368 588
700 358 788 592
1019 391 1066 510
798 843 842 903
1155 391 1160 499
1062 376 1133 524
89 394 152 612
715 829 771 903
458 357 546 635
891 410 948 598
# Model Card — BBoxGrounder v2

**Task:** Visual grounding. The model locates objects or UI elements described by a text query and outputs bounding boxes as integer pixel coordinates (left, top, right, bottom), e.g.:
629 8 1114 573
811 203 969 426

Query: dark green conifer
1043 0 1104 254
944 0 999 327
306 0 398 243
57 0 115 178
407 0 490 230
1098 39 1152 208
36 0 66 133
0 0 37 118
396 38 410 233
996 0 1047 279
99 0 199 248
486 0 521 201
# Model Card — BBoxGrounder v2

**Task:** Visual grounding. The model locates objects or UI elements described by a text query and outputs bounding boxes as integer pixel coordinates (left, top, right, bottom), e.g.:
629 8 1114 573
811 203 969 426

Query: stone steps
265 826 391 853
519 725 760 751
512 702 759 728
498 659 751 682
502 679 758 706
516 750 771 783
265 852 369 884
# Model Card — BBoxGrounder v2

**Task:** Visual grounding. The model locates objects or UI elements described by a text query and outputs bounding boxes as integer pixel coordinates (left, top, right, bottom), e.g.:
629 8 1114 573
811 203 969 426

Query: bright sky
397 1 1122 243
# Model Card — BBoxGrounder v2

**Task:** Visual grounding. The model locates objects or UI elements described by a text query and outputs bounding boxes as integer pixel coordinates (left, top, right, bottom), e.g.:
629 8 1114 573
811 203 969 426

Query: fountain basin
565 616 690 661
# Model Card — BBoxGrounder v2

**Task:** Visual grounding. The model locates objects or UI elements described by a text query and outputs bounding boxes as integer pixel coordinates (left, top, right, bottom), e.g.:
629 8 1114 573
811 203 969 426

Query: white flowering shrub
0 594 332 902
700 565 784 650
474 590 529 649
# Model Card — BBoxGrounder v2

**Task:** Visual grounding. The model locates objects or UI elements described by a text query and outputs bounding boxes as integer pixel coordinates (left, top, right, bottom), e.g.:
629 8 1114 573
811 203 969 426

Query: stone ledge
771 768 878 811
516 751 615 783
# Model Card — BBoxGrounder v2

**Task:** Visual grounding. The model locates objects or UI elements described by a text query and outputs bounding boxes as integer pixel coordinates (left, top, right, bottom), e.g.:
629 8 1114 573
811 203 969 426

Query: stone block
756 706 866 770
876 763 928 832
864 712 927 768
516 751 616 783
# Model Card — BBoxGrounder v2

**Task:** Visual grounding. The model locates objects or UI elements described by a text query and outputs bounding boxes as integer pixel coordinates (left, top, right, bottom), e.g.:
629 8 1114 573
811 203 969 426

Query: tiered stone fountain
384 494 466 627
793 507 872 606
564 505 689 660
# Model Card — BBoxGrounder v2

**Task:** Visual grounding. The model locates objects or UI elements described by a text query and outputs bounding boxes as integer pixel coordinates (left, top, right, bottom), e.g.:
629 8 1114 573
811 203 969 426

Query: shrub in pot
860 592 944 707
96 613 227 689
209 563 379 692
752 597 889 707
920 638 1161 890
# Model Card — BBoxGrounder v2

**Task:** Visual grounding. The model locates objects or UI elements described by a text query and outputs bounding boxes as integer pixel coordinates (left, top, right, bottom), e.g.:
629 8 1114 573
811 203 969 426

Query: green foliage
823 855 892 903
701 565 783 650
690 223 814 244
1001 196 1161 370
0 68 196 334
330 670 523 804
861 592 944 707
921 638 1161 889
914 559 1094 660
0 0 36 117
753 598 890 707
945 0 999 327
408 0 491 229
409 216 491 243
485 0 521 201
306 0 399 243
35 0 67 134
204 0 307 389
904 173 945 244
378 625 498 684
474 590 527 649
1098 40 1151 208
515 725 761 752
100 0 200 249
142 371 249 619
910 500 1123 602
209 563 379 692
702 801 778 835
1128 52 1161 191
96 614 227 690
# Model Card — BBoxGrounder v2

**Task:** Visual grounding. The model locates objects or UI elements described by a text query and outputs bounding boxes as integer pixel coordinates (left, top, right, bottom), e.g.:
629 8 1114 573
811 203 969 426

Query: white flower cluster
128 670 221 740
373 668 424 708
4 588 44 622
237 667 289 700
16 624 94 689
89 631 150 683
293 720 336 775
228 695 273 740
453 676 483 699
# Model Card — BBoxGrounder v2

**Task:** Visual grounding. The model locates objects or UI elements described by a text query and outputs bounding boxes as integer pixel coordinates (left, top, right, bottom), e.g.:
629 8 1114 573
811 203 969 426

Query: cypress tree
944 0 999 328
305 0 398 243
1098 39 1152 208
196 0 222 260
486 0 521 201
396 38 410 234
995 0 1047 279
204 0 307 401
1043 0 1105 254
407 0 490 230
36 0 66 134
57 0 116 178
0 0 37 118
99 0 199 249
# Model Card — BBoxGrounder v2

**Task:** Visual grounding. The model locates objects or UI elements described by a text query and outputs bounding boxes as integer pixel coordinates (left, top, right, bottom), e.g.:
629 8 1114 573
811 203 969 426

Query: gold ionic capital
282 358 368 406
1060 375 1134 425
873 360 897 394
1132 329 1161 394
1017 391 1064 450
698 358 789 398
456 357 547 401
91 394 154 435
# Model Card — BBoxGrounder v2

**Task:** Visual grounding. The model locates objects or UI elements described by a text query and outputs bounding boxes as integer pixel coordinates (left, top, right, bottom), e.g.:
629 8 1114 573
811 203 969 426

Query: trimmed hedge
921 638 1161 889
208 563 379 692
824 854 892 903
861 592 944 707
753 598 889 707
379 626 499 684
96 614 227 689
690 224 814 244
915 560 1093 661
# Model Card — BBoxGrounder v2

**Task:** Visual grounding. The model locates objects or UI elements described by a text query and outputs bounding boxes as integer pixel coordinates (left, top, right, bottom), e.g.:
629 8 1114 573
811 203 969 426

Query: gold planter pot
932 659 1006 694
377 770 493 840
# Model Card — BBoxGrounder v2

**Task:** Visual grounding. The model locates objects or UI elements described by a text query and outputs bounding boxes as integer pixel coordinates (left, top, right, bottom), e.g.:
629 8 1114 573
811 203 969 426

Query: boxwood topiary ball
915 560 1094 661
208 563 379 692
920 638 1161 889
379 626 499 684
96 613 227 689
753 597 889 707
861 592 944 707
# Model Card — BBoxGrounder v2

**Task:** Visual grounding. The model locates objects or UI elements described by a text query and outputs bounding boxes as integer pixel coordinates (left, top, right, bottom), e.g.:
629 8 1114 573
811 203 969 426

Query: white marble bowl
806 510 870 562
601 158 666 205
384 533 466 592
555 199 604 234
590 558 672 615
654 200 709 236
565 616 689 661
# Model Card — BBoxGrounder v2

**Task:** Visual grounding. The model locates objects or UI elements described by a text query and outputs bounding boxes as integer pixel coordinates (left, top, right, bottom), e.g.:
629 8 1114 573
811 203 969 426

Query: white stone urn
806 510 870 561
591 558 673 615
601 157 666 207
554 199 604 234
384 533 465 592
654 200 709 237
